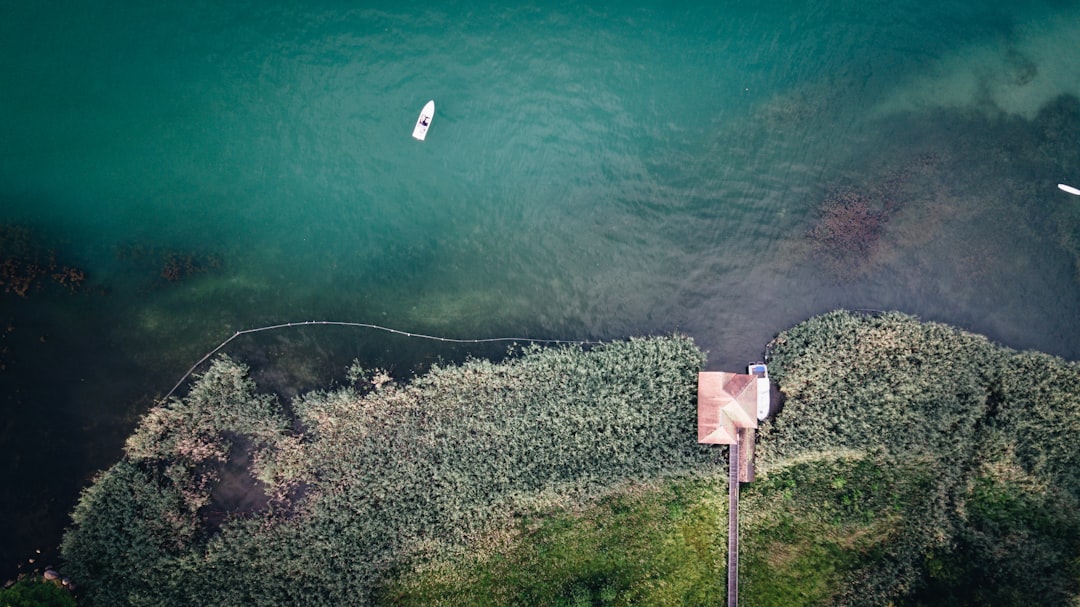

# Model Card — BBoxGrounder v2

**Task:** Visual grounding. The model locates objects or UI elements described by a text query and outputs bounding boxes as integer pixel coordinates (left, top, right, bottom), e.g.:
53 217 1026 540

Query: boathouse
697 370 760 481
698 367 769 607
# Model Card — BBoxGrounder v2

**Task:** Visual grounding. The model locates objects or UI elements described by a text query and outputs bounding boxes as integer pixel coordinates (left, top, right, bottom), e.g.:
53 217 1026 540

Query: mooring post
728 435 740 607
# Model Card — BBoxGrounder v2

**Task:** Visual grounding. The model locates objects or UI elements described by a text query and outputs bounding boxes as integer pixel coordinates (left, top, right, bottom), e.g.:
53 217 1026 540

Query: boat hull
412 100 435 140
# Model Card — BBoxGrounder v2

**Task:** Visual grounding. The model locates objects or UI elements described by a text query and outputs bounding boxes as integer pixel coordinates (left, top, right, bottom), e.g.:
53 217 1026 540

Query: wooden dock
697 371 766 607
728 430 741 607
738 427 755 483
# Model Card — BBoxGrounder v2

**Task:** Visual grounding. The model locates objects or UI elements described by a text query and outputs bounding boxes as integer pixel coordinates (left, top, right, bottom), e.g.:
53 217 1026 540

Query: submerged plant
805 154 939 279
808 189 886 271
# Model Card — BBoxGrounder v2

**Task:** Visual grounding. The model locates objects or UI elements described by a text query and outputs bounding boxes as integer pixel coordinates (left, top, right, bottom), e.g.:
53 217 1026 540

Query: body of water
2 0 1079 578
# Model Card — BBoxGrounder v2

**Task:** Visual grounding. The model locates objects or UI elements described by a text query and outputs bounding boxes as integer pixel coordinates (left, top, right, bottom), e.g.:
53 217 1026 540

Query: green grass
739 454 922 607
384 453 916 607
382 478 726 607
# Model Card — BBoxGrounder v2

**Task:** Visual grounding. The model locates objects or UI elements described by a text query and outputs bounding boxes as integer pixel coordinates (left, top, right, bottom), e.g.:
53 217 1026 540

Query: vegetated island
56 311 1080 607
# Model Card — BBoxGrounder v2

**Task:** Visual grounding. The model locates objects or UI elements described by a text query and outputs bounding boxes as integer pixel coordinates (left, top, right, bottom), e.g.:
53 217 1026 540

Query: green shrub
0 578 77 607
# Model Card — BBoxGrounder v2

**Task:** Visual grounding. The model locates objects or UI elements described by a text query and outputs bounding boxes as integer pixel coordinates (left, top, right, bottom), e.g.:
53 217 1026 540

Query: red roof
697 372 759 444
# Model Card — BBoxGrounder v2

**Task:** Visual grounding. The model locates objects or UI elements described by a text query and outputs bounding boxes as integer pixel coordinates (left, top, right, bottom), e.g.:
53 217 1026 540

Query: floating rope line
164 320 598 401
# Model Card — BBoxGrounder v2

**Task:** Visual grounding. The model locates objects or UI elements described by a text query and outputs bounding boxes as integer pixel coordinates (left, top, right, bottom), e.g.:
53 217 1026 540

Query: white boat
748 363 770 421
412 100 435 141
1059 183 1080 196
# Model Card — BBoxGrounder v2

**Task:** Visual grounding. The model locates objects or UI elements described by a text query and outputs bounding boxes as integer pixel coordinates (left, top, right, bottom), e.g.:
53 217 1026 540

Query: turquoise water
2 0 1079 576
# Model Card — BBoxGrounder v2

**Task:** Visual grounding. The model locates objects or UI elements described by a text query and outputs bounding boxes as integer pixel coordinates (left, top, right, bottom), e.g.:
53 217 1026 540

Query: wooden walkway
728 433 740 607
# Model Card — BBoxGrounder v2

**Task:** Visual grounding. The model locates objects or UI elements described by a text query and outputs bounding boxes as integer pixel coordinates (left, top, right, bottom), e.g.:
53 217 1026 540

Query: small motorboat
748 363 770 420
412 100 435 141
1059 183 1080 196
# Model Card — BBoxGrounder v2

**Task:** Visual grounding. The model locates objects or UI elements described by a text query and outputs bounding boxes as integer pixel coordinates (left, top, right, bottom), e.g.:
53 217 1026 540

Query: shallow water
2 0 1079 577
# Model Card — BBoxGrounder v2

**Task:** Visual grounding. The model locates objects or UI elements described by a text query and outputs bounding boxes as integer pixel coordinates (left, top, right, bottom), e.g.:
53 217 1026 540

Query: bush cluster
759 310 1080 605
61 336 714 606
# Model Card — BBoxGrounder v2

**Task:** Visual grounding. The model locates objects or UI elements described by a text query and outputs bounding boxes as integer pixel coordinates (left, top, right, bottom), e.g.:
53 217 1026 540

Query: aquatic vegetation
58 311 1080 605
806 155 939 279
0 224 89 373
159 253 221 283
61 336 711 606
807 189 886 270
0 224 87 297
113 243 222 286
760 310 1080 605
389 311 1080 606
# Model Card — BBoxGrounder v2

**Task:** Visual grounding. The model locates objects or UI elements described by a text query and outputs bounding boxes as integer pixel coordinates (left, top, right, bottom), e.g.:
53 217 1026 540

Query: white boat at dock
748 363 770 420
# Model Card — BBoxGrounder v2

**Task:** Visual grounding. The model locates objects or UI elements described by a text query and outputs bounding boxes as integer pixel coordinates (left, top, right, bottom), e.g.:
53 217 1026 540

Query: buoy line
164 320 599 400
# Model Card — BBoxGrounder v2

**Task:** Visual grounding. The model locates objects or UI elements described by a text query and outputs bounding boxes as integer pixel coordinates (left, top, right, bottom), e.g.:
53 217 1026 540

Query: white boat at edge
748 363 770 421
412 100 435 141
1059 183 1080 196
